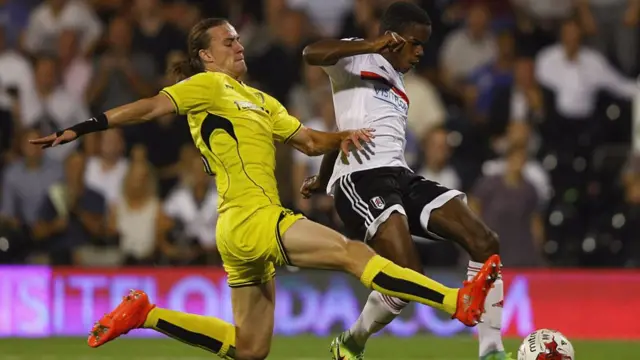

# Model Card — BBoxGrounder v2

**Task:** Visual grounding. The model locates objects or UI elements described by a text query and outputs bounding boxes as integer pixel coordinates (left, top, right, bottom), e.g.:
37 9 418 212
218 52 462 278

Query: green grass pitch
1 336 638 359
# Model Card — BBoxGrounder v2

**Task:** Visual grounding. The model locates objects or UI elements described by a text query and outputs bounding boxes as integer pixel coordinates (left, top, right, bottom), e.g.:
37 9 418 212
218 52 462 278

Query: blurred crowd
0 0 638 269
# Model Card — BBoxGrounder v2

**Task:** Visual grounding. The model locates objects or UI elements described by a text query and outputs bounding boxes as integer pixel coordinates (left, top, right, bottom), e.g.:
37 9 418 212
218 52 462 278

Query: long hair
172 18 228 81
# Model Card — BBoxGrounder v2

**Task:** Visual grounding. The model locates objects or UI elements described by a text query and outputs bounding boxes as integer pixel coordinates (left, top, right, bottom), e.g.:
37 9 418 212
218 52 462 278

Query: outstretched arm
30 93 175 148
302 33 405 66
288 127 374 157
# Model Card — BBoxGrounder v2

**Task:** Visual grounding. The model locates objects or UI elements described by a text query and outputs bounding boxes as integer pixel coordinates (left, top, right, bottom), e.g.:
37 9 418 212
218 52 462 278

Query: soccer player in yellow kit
31 18 500 360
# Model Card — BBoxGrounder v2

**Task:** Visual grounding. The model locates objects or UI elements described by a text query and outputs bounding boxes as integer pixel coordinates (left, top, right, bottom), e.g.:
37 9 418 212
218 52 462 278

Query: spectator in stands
535 18 637 153
482 122 552 205
24 55 90 162
274 0 352 38
131 0 185 72
338 0 381 40
160 50 186 88
57 28 92 100
510 6 557 58
163 154 218 265
1 128 62 229
470 144 545 267
293 94 336 217
23 0 102 57
130 50 191 197
466 31 515 119
288 62 330 121
488 57 546 144
440 4 497 94
0 24 38 132
86 16 156 116
83 129 128 204
90 0 127 25
579 0 639 76
246 8 309 103
511 0 575 30
32 151 105 265
405 64 446 143
106 159 170 265
417 127 461 190
133 110 190 197
0 0 30 49
164 0 202 35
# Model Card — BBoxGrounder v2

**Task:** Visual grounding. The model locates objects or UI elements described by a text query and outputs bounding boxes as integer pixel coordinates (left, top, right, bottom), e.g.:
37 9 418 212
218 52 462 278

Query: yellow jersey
161 71 302 219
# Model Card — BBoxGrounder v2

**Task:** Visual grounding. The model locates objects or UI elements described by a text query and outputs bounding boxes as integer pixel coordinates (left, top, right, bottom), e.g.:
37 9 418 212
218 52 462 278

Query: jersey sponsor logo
370 196 385 210
373 85 409 114
361 71 409 115
234 100 264 112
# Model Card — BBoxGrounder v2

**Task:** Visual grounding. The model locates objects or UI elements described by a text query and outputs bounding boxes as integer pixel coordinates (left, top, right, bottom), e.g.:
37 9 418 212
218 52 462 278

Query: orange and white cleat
87 289 155 348
453 254 501 327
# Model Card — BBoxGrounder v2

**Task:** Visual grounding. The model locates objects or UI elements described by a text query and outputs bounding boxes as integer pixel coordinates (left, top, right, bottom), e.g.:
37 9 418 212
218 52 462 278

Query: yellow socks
359 255 458 314
144 308 236 359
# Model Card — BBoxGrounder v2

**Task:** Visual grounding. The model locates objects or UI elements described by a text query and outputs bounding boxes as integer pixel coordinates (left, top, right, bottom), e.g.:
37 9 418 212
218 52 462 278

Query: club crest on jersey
370 196 385 210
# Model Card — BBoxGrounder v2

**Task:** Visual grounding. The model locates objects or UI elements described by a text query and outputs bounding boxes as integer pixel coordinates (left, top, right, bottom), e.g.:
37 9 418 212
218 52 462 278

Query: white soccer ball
517 329 575 360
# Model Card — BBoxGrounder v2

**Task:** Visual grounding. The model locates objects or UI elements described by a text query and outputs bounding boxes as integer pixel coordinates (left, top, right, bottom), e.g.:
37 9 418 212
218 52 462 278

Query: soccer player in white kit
301 2 509 360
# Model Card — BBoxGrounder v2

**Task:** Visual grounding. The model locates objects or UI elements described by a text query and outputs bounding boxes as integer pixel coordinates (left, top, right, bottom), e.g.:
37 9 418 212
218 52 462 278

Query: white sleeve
321 38 363 83
592 52 638 99
534 48 557 89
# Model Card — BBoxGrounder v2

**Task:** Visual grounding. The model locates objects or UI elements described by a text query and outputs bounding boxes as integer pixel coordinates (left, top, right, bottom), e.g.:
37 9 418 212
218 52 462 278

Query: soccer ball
517 329 575 360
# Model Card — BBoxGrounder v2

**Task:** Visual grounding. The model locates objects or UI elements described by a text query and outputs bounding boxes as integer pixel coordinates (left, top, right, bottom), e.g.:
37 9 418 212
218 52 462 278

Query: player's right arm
302 33 405 66
30 73 213 148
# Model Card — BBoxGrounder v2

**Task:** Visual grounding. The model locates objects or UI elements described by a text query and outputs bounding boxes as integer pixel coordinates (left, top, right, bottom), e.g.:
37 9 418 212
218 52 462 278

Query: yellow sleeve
160 73 216 115
267 95 303 143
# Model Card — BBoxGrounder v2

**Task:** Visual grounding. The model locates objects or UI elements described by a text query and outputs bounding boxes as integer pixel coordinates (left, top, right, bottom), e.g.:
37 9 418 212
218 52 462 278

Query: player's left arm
268 95 374 156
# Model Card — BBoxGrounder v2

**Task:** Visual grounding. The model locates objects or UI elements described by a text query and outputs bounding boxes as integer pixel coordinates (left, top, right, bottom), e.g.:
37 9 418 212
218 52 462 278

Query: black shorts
333 167 465 242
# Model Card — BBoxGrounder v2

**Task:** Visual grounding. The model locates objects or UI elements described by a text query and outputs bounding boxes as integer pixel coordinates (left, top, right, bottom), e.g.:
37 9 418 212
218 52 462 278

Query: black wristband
60 113 109 138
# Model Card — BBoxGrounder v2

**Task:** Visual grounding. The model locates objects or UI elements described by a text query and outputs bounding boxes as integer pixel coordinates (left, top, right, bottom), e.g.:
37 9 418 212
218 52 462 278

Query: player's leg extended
428 197 506 359
87 281 276 360
88 290 237 359
339 213 422 355
281 218 500 326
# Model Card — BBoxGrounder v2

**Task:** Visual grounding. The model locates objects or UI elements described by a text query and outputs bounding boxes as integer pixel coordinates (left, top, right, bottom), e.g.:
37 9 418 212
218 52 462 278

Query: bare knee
338 239 377 276
468 229 499 262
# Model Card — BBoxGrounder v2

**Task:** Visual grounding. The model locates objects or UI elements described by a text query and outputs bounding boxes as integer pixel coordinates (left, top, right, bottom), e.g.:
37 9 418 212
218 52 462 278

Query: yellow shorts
216 205 305 287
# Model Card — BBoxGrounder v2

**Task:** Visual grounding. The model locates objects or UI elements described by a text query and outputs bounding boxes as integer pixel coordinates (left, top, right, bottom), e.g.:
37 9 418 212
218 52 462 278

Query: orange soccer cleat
452 254 501 327
88 289 156 348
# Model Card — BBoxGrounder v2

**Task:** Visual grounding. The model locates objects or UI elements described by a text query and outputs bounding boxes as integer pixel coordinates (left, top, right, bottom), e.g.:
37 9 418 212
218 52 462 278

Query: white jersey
323 39 411 194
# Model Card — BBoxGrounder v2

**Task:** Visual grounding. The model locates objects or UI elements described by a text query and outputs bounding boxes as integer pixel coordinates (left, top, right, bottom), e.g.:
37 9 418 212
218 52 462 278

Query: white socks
348 291 408 346
467 260 505 357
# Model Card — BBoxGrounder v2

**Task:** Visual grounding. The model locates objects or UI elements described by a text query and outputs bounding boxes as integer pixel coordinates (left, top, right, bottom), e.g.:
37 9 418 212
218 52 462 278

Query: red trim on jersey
360 71 410 105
